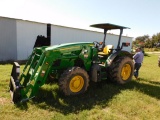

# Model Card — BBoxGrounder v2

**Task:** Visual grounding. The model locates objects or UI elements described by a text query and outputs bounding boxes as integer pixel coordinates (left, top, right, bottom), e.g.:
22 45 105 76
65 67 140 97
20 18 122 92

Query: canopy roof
90 23 130 30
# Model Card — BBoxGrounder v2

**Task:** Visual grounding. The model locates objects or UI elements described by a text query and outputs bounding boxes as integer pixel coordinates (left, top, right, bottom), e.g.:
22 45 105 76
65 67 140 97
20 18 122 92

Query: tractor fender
105 50 133 67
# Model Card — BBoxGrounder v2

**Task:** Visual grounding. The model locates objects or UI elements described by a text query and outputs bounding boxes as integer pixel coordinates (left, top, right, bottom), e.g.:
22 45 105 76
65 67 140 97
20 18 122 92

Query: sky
0 0 160 39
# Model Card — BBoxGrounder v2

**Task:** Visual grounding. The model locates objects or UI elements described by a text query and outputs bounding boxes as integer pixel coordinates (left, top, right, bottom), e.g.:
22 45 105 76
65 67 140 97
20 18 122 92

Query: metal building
0 16 133 61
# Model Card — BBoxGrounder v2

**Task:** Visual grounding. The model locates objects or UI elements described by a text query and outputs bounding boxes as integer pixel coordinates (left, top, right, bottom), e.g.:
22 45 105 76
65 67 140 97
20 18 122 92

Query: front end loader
9 23 134 103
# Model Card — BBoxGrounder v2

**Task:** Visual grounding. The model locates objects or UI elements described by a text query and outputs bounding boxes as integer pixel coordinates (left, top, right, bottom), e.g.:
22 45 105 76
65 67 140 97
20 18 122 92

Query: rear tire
109 57 134 84
59 67 89 95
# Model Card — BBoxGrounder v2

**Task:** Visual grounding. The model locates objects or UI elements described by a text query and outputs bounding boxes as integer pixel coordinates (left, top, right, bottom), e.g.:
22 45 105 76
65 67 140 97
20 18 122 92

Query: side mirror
121 42 130 49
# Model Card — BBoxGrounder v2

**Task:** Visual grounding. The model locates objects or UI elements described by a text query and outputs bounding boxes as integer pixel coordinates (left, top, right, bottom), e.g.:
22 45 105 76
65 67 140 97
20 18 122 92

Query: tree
133 35 150 48
145 39 152 48
152 33 160 47
132 33 160 49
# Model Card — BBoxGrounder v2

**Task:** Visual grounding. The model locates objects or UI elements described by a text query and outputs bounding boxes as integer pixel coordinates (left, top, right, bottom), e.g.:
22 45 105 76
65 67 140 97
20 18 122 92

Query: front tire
59 67 89 95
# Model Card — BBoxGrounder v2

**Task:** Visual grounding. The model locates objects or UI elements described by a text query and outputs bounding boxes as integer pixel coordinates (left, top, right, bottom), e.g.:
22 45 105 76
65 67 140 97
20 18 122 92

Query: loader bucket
9 62 21 103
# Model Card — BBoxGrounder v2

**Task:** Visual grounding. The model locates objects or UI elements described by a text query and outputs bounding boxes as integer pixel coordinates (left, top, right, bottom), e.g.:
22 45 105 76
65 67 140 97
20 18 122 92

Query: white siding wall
51 25 103 45
0 17 17 61
0 17 132 61
51 25 132 51
16 20 46 60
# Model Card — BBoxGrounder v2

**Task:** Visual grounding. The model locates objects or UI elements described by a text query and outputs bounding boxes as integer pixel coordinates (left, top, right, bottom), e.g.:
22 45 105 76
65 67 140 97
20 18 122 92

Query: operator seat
98 45 114 55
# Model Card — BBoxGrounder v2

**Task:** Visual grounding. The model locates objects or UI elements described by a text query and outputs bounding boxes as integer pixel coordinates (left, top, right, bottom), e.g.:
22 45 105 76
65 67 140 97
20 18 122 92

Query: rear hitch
9 62 21 103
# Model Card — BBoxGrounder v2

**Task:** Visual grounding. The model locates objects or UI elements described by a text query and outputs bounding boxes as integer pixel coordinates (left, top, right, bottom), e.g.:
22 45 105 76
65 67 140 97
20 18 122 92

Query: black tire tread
109 57 134 84
58 67 89 95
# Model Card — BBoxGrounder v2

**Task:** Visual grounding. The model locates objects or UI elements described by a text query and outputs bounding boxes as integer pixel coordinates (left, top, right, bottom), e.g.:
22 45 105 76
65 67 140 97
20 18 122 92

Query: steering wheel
93 41 104 51
93 41 101 48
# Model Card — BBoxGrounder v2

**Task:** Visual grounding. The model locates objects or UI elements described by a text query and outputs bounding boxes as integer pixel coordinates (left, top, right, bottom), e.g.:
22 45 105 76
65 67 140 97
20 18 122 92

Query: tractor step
99 65 108 80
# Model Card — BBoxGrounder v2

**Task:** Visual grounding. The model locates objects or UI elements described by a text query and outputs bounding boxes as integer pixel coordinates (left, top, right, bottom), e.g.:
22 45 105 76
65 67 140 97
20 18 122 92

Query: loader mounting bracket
9 62 21 103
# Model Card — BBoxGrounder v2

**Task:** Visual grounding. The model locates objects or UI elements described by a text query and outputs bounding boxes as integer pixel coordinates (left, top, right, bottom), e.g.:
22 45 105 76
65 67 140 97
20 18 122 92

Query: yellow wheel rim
69 75 84 92
121 64 131 80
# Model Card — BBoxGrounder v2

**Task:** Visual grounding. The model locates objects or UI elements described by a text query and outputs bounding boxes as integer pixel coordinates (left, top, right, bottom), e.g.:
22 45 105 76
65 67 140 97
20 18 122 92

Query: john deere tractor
9 23 134 103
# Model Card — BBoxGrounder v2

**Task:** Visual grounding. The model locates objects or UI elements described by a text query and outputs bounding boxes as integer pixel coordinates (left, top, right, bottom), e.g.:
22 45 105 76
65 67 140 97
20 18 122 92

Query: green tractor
9 23 134 103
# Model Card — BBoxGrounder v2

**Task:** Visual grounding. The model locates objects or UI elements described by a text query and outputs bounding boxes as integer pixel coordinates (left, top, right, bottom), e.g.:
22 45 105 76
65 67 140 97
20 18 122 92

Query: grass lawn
0 54 160 120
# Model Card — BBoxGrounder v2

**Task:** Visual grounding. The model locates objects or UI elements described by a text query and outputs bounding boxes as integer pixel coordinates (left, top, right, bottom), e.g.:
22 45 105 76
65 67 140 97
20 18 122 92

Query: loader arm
10 48 59 103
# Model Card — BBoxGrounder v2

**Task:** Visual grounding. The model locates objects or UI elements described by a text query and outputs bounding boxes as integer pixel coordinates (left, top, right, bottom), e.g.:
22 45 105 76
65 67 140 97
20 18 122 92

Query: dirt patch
0 97 10 105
